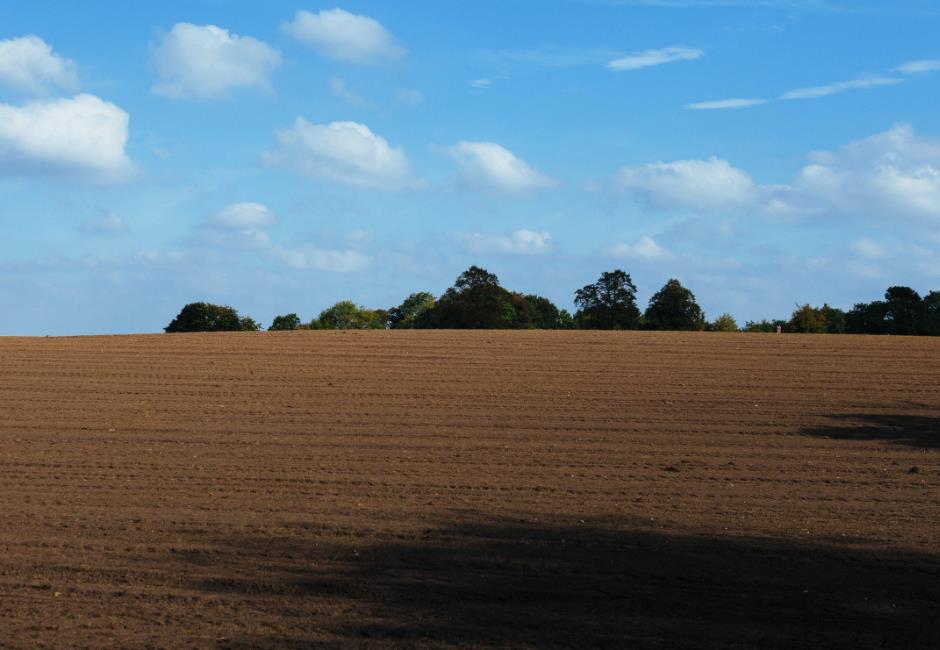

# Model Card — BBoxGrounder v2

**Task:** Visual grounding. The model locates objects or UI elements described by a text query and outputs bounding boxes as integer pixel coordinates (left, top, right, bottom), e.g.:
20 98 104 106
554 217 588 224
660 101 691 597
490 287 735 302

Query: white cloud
201 202 275 249
448 141 554 193
0 93 133 182
329 78 365 106
152 23 281 99
685 98 767 110
467 78 494 90
609 235 671 260
263 119 416 189
458 229 552 255
895 59 940 75
767 124 940 220
851 239 886 259
780 75 902 100
270 245 371 272
282 9 405 65
212 202 276 229
607 46 703 71
0 35 79 95
612 157 758 211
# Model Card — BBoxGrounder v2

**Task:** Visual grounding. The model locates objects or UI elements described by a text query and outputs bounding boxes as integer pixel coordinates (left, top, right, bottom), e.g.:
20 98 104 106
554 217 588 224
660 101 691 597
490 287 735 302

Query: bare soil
0 331 938 648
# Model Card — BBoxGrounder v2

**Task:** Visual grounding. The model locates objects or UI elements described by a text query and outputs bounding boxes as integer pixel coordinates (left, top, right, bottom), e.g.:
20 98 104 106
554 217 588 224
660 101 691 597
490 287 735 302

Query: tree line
164 266 940 336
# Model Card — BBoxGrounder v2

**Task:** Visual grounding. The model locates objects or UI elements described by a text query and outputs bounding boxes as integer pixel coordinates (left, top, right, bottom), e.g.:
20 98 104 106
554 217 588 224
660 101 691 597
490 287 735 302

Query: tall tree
574 270 640 329
643 279 705 331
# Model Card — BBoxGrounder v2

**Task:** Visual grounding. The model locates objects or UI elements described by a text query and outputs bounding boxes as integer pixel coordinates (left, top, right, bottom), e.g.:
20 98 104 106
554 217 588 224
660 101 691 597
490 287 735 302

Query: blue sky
2 0 940 334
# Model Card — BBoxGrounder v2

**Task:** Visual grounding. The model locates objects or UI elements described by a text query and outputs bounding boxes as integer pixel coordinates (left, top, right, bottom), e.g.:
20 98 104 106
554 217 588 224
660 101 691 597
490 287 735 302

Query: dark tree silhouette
165 302 252 333
574 269 640 330
643 278 705 331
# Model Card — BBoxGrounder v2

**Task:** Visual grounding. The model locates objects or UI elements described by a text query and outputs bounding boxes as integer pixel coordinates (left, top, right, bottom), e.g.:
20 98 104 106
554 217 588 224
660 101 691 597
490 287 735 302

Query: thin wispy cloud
685 98 767 110
329 79 366 106
607 46 704 71
780 74 902 100
894 59 940 74
467 78 494 90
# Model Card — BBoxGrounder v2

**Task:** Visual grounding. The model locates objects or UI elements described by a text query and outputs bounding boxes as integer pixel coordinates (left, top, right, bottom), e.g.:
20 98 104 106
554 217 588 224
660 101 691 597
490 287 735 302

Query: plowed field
1 331 938 648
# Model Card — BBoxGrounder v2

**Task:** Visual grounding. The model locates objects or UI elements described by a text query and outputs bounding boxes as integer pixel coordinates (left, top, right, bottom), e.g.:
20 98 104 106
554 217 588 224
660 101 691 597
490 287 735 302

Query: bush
710 313 739 332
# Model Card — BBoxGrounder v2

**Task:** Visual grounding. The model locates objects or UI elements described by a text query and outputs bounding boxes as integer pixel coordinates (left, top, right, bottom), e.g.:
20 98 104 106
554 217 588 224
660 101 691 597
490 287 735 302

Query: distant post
776 325 782 334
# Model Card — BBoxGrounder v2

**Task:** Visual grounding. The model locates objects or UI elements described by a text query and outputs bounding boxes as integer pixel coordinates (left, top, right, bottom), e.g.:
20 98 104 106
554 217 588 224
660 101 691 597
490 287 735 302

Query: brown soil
0 331 938 648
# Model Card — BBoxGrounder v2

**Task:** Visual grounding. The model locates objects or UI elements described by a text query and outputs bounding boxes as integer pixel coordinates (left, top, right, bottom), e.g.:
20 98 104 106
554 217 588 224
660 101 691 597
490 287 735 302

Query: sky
1 0 940 335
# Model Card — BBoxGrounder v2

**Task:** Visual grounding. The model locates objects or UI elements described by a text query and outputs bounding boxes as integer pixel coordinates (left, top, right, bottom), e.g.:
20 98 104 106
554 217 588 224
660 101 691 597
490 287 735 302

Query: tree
574 270 640 330
426 267 537 329
165 302 251 333
885 286 925 335
924 291 940 336
710 313 739 332
269 313 302 331
388 292 436 329
643 279 705 331
787 304 828 334
522 294 572 329
312 301 385 329
239 316 262 331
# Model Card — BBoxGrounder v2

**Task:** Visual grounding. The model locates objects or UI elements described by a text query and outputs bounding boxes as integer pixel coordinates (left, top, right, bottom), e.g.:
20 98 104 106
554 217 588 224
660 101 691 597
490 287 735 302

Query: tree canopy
574 269 640 330
165 302 259 333
643 279 705 331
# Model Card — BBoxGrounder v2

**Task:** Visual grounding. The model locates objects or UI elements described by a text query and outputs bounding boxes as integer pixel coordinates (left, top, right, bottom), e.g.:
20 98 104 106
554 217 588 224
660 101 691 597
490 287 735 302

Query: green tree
313 301 385 329
239 316 262 331
710 313 739 332
269 313 302 331
522 294 571 329
923 291 940 336
388 292 436 329
885 286 925 335
573 269 640 330
425 267 537 329
643 279 706 331
788 304 828 333
165 302 250 333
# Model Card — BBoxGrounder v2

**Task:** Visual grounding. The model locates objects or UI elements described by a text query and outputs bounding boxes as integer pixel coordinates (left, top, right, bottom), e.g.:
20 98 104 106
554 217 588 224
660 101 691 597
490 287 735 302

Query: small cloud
850 239 887 259
467 78 494 90
152 23 281 100
448 141 554 193
282 9 405 65
609 235 670 260
894 59 940 75
458 229 552 255
80 213 128 235
270 245 371 272
607 46 703 71
394 88 424 106
612 157 757 212
0 93 133 183
264 118 418 190
211 202 276 229
780 75 902 100
685 98 767 110
201 202 274 250
329 78 365 106
0 35 79 95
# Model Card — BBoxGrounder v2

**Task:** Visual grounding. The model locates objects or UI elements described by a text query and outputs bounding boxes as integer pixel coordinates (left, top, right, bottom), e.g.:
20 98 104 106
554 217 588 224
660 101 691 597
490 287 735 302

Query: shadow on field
801 413 940 450
186 515 940 649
